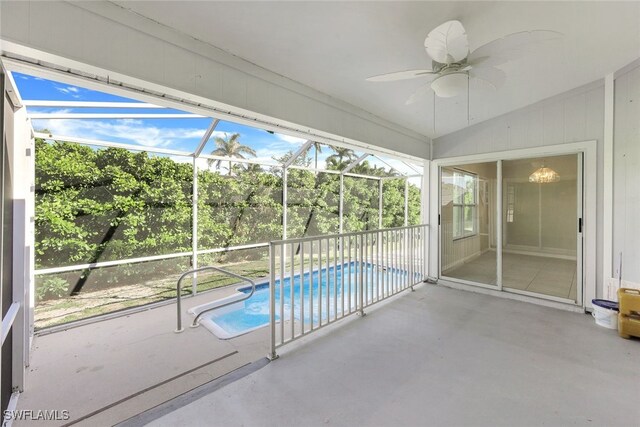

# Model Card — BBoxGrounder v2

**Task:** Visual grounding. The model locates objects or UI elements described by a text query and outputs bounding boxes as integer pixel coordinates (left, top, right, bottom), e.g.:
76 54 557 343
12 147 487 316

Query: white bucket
592 304 618 330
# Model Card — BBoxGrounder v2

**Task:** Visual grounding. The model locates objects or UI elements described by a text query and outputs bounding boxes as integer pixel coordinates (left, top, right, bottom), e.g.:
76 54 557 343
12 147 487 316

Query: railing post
358 234 365 317
269 243 279 360
175 275 184 333
410 227 415 291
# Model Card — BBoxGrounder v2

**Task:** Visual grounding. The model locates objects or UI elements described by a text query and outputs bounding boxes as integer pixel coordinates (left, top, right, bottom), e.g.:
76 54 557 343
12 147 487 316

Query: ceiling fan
366 20 561 103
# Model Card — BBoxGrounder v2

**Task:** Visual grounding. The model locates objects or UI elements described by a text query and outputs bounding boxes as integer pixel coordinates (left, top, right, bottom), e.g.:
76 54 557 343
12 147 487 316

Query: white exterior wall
613 62 640 284
433 80 606 297
0 1 429 159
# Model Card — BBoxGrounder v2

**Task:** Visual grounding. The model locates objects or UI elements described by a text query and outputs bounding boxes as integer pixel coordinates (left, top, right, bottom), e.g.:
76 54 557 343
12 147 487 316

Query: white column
428 161 439 278
603 72 614 290
9 103 31 391
422 160 430 277
496 160 503 290
191 156 198 295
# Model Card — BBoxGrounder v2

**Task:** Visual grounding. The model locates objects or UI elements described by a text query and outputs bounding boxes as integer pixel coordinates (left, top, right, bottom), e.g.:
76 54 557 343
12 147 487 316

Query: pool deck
15 285 270 426
132 284 639 427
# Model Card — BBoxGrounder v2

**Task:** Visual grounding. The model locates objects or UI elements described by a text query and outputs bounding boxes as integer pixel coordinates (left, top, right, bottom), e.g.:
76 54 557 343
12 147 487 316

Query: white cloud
275 133 307 145
33 116 208 149
54 85 82 99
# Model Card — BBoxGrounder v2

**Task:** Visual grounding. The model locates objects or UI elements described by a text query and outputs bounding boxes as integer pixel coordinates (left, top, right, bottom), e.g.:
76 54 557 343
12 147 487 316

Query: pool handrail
175 266 256 333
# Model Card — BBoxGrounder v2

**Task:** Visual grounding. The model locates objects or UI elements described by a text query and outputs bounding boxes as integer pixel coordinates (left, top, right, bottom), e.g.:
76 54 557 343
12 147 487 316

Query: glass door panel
501 154 580 301
441 162 497 286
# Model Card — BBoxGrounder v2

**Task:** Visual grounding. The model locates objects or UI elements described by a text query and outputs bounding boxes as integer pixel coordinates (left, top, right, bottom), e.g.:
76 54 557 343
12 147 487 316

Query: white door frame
429 140 597 309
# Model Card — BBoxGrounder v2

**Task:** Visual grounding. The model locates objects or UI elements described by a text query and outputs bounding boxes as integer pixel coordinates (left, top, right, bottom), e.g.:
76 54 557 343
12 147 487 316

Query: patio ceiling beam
22 101 165 109
342 153 369 174
193 119 220 158
33 132 192 157
284 140 313 168
27 113 205 119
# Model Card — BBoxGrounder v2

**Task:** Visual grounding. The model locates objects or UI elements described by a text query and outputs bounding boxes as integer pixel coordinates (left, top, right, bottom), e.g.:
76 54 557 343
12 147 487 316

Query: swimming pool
191 262 412 339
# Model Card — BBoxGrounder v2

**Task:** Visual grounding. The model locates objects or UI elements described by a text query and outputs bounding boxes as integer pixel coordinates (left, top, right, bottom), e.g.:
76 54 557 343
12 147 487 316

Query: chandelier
529 166 560 183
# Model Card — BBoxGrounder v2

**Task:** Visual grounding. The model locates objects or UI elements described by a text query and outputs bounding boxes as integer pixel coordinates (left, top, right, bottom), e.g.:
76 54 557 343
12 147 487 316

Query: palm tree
208 133 257 175
241 163 263 174
325 146 355 170
308 142 323 170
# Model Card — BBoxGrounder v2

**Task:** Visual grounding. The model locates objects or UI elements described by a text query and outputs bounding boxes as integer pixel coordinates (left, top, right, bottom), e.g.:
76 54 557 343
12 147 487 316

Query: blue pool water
206 262 413 338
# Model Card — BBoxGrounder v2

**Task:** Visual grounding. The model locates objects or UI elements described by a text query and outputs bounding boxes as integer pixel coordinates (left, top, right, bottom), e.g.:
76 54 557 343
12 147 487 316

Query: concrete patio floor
15 285 270 426
136 284 639 427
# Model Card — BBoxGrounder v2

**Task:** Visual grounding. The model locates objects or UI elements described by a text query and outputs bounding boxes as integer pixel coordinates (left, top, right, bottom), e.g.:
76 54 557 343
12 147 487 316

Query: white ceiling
113 1 640 139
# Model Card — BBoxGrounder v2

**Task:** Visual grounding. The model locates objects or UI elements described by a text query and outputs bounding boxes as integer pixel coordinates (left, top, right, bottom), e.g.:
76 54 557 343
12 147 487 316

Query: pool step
69 350 253 426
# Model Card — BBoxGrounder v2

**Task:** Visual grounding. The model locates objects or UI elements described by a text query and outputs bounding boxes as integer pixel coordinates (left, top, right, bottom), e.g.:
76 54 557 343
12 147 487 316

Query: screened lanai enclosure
19 72 425 330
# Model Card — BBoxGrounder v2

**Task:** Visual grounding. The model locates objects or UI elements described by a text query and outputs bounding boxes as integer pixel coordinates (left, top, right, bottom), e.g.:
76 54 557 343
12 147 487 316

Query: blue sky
13 72 422 175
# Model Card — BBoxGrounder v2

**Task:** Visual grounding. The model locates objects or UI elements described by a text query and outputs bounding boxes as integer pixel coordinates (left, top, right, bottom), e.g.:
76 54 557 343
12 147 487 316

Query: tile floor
443 251 577 300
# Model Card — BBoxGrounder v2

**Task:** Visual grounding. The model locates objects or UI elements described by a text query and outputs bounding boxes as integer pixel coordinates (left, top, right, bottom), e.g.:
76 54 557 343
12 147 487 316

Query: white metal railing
174 266 256 332
268 224 428 359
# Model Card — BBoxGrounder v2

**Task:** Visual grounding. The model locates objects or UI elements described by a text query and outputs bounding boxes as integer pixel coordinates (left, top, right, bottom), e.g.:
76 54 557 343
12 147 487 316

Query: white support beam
1 303 20 346
28 113 204 119
22 101 165 109
371 154 404 176
402 161 421 174
200 154 279 167
193 119 220 158
288 165 340 174
379 174 422 181
34 132 192 157
284 140 313 168
9 105 32 393
344 172 381 180
497 160 503 290
603 72 614 287
191 155 199 295
342 153 369 174
422 160 430 277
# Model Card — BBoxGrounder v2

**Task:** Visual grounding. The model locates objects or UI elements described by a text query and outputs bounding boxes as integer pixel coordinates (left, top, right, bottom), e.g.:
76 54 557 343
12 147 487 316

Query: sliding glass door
440 162 497 287
439 154 583 304
501 154 581 302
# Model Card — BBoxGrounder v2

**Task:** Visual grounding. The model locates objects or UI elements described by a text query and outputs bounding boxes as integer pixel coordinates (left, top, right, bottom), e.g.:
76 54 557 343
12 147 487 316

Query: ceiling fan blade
424 20 469 64
470 67 506 90
468 30 562 68
366 69 435 82
405 84 433 105
466 56 490 68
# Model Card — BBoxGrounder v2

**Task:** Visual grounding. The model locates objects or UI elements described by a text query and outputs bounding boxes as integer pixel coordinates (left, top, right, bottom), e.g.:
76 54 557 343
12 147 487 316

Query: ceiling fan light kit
366 19 561 102
430 72 468 98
